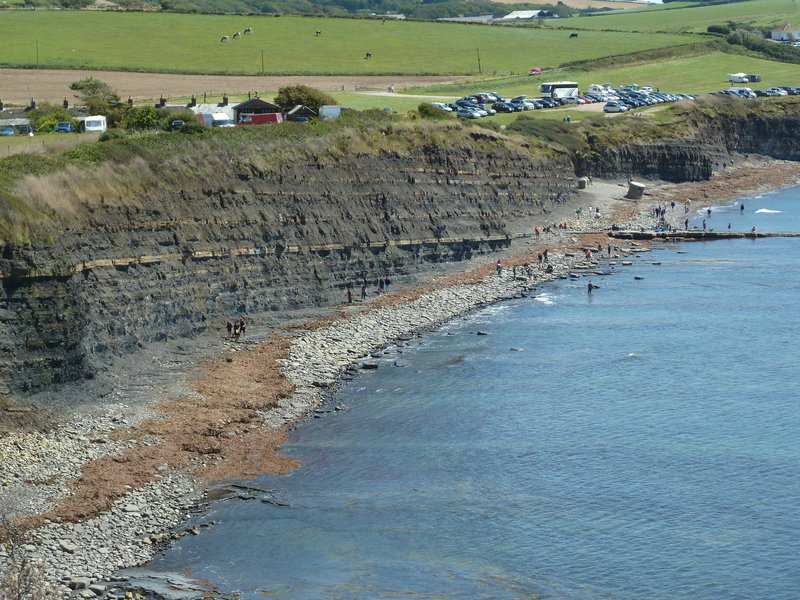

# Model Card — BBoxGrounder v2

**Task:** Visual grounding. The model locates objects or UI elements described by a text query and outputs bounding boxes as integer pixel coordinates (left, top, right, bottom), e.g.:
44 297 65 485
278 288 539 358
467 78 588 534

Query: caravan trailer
80 115 107 133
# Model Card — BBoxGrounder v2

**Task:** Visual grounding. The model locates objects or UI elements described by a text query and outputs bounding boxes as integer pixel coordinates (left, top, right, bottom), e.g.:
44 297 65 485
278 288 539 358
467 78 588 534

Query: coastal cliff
2 101 800 396
0 128 575 394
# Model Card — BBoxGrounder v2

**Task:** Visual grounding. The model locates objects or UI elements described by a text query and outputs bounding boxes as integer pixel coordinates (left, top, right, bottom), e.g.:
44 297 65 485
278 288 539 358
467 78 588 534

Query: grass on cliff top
2 97 798 245
0 112 544 244
0 11 698 76
557 0 800 33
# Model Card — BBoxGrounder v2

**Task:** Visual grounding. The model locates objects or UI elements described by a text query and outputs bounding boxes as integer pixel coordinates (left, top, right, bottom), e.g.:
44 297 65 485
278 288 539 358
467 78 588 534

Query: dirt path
0 68 465 106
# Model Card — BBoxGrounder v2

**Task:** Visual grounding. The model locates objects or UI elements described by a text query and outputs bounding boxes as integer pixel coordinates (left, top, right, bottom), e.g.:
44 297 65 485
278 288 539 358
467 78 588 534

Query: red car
527 67 542 75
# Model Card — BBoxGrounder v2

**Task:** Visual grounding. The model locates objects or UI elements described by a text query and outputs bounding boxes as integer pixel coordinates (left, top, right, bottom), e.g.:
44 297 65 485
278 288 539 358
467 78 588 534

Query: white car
765 87 788 96
603 101 628 113
562 97 586 105
431 102 453 112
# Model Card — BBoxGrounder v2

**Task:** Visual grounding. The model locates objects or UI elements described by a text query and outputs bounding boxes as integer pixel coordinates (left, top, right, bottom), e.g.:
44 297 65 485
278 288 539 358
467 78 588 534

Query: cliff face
2 109 799 396
0 145 576 394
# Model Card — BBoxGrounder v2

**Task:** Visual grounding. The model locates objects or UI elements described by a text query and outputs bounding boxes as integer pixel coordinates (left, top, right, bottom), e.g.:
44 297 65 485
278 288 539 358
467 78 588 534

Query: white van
728 87 755 98
728 73 749 83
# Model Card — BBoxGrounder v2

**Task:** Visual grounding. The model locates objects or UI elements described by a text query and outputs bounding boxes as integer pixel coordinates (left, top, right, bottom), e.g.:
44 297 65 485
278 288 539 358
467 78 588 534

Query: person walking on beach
239 317 246 338
226 320 233 338
707 208 712 217
361 284 367 301
728 222 732 231
496 260 503 276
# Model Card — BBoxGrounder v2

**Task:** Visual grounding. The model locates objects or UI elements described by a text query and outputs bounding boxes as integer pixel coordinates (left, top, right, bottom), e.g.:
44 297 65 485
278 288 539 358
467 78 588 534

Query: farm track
0 68 464 106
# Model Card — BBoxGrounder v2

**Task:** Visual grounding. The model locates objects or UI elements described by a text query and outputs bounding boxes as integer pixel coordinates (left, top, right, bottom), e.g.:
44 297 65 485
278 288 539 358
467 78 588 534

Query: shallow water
131 187 800 599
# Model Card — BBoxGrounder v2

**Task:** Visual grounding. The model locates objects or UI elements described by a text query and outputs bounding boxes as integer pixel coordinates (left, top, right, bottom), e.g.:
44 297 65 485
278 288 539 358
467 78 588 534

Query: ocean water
131 187 800 600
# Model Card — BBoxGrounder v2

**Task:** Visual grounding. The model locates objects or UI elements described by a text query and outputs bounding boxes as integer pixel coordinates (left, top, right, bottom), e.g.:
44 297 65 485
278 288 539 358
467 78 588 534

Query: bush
273 85 338 113
99 129 126 142
417 103 452 120
179 122 207 135
123 106 160 130
707 24 730 35
27 104 78 133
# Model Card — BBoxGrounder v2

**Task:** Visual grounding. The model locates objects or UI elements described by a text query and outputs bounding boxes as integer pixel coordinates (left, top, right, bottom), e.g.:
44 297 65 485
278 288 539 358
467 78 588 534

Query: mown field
408 52 800 99
558 0 800 33
0 11 698 75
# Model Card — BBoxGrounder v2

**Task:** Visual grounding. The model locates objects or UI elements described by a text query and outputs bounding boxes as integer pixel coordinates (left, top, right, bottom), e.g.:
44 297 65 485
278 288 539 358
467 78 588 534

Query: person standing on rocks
684 218 689 229
496 260 503 276
347 289 352 303
361 284 367 301
378 278 385 294
226 320 233 338
543 249 549 262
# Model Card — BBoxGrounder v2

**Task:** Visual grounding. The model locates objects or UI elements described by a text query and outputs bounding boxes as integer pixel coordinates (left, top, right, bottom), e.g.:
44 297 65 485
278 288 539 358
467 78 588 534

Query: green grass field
0 11 698 75
406 52 800 100
557 0 800 33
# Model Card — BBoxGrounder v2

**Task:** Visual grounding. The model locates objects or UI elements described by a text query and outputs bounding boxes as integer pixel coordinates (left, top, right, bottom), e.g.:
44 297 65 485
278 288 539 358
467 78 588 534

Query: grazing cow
221 35 229 42
233 31 241 38
569 33 578 38
364 52 372 59
244 27 253 33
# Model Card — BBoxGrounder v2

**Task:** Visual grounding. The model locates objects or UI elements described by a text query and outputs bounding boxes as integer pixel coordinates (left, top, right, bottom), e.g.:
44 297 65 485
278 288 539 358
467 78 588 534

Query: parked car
430 102 452 112
490 102 513 113
0 126 15 136
603 101 628 113
527 67 542 75
170 119 186 129
456 107 482 119
561 96 586 105
16 125 33 135
54 121 76 133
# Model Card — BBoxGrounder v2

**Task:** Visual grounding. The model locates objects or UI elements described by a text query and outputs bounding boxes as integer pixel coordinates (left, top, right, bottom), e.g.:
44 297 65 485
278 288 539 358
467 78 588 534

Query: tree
69 77 121 114
27 104 77 133
123 106 159 130
273 85 338 113
417 103 452 120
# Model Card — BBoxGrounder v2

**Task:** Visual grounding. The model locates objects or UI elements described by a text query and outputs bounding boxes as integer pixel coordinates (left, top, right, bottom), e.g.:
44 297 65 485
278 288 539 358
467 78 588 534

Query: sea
127 186 800 600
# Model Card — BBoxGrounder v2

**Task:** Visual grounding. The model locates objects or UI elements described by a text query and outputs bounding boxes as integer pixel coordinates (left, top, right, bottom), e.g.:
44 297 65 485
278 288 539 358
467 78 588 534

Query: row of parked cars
431 92 606 119
713 86 800 99
600 89 696 113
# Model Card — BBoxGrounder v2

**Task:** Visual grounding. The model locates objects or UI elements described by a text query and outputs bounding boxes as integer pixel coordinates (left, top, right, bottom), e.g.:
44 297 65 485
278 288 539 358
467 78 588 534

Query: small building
436 14 495 23
498 10 556 20
771 23 800 41
231 97 282 124
189 103 234 121
287 105 318 121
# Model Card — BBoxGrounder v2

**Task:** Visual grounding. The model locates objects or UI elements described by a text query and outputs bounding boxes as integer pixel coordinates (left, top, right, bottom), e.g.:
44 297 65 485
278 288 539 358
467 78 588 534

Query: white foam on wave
534 294 555 305
754 209 782 214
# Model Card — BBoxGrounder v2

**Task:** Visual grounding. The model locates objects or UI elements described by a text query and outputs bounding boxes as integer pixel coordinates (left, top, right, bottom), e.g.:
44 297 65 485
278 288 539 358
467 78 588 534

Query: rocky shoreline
2 160 799 598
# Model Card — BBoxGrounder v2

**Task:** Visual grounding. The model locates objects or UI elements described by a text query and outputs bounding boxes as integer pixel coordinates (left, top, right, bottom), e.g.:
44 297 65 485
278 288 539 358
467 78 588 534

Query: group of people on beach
225 316 246 340
346 278 392 303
